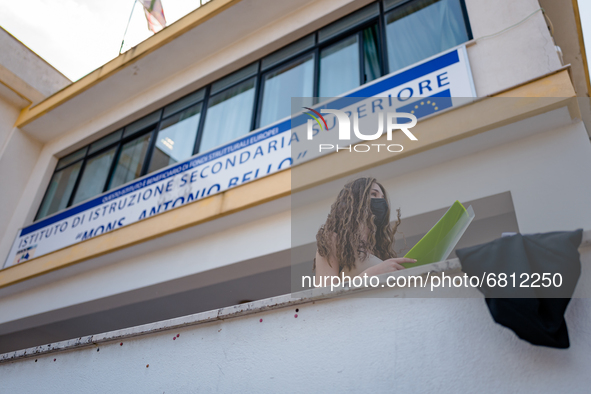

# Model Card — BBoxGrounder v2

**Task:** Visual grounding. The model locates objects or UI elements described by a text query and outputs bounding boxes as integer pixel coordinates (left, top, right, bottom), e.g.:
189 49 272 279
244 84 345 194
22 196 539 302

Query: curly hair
315 177 401 273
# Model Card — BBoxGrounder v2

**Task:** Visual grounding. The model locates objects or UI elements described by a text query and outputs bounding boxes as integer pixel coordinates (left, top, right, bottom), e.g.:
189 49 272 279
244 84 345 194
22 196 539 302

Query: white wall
0 127 41 249
0 0 579 350
0 28 69 266
0 252 590 394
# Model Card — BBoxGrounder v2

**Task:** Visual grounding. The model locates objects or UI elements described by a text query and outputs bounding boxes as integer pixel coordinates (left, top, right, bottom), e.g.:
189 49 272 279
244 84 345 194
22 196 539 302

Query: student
314 177 416 284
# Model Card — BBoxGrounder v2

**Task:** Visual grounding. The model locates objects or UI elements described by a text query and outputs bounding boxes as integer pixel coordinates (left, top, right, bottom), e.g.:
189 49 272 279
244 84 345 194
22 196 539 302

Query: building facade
1 0 591 391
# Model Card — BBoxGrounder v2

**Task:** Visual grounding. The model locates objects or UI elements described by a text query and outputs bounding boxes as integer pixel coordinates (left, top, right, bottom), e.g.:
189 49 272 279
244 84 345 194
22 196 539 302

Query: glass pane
259 54 314 127
149 103 202 173
385 0 470 73
319 35 360 97
89 129 122 154
261 35 315 70
211 63 258 94
163 89 205 117
36 162 82 220
72 147 117 205
123 111 161 138
363 25 381 84
108 133 152 190
55 147 86 171
318 3 379 42
199 78 255 153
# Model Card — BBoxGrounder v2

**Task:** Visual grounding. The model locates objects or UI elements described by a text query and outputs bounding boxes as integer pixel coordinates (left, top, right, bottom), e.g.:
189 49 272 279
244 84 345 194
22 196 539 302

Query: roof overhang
538 0 591 135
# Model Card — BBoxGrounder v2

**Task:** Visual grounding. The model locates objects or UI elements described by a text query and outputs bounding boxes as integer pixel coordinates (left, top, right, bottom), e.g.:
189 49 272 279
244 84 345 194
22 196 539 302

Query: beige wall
0 28 69 268
466 0 562 96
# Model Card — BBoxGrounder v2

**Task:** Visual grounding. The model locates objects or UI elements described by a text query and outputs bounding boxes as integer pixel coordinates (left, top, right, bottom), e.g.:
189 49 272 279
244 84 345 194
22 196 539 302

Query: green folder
401 201 475 268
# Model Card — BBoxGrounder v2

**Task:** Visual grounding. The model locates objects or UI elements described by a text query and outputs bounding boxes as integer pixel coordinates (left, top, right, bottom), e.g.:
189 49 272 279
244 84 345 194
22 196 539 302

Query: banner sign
4 45 475 268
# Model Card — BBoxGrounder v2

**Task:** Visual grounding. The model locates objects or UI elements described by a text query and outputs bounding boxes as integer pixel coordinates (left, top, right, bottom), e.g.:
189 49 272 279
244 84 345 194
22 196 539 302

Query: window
36 157 83 220
259 55 314 127
385 0 471 73
320 36 359 98
109 132 153 190
35 113 163 220
318 25 381 97
72 147 116 205
199 77 256 153
149 103 202 173
36 1 471 221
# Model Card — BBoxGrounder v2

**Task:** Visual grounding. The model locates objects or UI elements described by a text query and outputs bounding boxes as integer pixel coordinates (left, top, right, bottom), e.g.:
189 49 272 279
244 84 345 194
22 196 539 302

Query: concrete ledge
0 257 463 363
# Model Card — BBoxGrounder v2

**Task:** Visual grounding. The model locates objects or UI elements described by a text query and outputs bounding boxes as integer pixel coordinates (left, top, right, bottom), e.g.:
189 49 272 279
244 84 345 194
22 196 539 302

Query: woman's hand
362 258 417 276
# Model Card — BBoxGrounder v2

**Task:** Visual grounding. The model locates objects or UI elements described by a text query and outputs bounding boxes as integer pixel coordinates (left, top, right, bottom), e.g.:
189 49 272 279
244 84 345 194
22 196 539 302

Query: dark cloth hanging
456 229 583 349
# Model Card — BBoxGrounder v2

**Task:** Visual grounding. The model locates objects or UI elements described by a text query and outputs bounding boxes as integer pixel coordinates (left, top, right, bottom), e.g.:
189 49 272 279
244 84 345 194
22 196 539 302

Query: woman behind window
314 177 416 284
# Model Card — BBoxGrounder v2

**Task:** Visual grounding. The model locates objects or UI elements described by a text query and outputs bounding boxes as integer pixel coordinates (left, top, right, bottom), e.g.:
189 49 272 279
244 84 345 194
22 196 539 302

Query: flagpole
119 0 138 54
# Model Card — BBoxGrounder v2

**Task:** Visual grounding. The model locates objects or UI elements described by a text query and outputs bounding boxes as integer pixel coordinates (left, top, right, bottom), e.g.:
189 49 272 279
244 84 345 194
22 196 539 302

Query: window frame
383 0 473 74
197 73 258 153
35 0 472 222
109 125 157 191
35 153 85 221
255 50 317 129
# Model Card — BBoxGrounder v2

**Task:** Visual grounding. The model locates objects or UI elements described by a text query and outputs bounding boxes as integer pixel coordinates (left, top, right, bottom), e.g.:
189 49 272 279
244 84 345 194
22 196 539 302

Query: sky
0 0 203 81
1 0 591 82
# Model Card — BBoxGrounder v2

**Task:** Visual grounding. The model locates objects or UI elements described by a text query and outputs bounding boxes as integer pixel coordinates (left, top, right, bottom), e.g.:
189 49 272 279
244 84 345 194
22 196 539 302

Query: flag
397 89 453 123
139 0 166 33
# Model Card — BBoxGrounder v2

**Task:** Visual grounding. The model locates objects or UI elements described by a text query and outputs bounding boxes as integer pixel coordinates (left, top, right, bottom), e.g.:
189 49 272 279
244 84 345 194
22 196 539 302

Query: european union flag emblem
397 89 452 123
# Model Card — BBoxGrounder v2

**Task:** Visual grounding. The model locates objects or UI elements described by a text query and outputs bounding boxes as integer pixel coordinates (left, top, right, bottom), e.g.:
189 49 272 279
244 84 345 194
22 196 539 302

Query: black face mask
370 198 389 228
